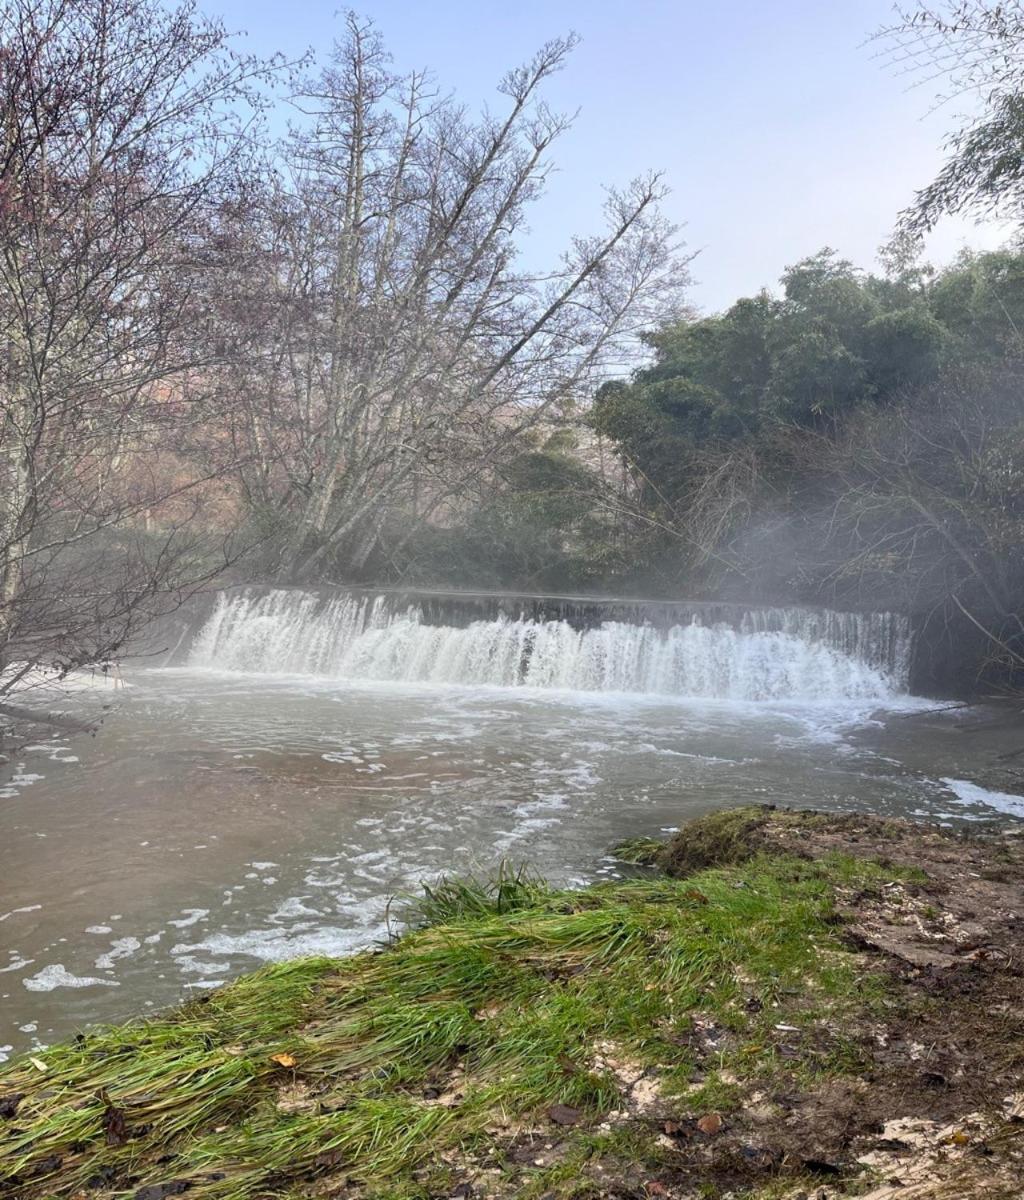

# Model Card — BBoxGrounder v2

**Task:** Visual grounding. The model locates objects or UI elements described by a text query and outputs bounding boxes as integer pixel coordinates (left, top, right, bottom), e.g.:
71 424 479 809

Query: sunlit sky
200 0 1010 313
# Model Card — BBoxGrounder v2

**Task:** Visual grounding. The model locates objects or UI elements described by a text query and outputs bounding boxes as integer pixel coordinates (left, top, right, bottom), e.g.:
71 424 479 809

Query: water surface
1 593 1021 1060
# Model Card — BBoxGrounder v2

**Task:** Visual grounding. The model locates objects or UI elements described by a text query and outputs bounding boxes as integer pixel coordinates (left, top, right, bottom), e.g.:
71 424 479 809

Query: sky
199 0 1011 314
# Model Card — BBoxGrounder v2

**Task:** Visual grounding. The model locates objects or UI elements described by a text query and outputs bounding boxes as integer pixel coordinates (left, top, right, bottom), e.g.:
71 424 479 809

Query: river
2 588 1022 1062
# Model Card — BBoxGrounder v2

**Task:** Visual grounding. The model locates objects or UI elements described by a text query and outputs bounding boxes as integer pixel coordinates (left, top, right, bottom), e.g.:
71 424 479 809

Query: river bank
2 807 1022 1199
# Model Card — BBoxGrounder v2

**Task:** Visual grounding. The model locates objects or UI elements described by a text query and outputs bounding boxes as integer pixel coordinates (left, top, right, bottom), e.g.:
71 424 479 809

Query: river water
2 589 1022 1062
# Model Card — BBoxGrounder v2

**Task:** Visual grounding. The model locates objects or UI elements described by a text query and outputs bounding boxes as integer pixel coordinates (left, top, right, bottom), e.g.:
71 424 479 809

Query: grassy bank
2 809 1023 1199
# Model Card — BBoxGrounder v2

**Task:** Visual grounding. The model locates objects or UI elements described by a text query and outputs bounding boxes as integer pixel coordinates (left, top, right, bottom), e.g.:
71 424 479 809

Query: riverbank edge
2 807 1022 1200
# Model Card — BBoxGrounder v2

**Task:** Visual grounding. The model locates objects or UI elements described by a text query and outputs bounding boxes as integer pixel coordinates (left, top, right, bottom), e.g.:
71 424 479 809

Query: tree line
2 0 1023 698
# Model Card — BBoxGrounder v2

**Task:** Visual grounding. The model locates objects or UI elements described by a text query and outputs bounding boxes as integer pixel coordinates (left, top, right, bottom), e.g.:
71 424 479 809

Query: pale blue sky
202 0 1009 312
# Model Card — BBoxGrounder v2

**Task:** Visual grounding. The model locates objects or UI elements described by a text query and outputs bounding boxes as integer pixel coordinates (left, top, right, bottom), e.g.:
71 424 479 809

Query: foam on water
190 588 911 701
942 777 1024 817
23 964 120 992
94 937 141 970
0 905 42 923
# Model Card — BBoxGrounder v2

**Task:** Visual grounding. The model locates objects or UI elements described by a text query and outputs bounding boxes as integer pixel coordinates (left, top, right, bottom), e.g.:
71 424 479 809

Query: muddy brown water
1 670 1022 1062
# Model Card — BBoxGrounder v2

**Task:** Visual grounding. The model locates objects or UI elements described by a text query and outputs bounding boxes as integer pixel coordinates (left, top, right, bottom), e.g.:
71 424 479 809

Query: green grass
607 836 664 866
0 850 907 1199
407 860 553 925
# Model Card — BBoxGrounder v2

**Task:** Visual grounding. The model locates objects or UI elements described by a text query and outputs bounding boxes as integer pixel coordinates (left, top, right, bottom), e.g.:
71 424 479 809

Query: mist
3 6 1024 1190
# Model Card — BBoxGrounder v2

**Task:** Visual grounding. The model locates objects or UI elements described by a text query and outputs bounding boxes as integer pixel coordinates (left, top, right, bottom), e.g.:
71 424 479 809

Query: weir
187 586 912 701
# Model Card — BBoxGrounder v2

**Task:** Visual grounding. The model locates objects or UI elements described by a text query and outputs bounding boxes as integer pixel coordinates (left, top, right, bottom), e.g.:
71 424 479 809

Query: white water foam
941 777 1024 817
189 589 910 702
23 964 120 992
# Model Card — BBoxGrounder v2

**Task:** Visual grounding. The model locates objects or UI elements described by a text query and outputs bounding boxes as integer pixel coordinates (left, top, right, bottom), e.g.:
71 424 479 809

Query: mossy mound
656 805 773 876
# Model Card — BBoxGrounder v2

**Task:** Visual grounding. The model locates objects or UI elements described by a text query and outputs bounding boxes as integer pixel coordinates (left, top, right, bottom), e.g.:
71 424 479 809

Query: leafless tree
0 0 276 694
228 15 690 581
809 369 1024 689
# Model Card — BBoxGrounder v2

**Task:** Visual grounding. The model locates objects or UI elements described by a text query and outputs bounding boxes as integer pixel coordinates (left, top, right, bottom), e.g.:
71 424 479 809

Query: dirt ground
584 811 1024 1199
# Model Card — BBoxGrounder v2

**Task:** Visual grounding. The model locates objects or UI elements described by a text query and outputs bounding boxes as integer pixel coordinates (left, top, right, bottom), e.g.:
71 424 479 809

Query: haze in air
2 3 1024 1197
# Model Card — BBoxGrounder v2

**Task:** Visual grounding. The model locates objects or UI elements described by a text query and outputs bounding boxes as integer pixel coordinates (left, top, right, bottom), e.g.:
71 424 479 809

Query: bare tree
808 368 1024 689
228 15 689 582
0 0 274 692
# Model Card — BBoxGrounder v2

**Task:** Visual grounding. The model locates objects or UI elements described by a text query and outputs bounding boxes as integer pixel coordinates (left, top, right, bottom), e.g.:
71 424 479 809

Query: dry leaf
547 1103 582 1126
270 1052 297 1068
101 1096 128 1147
697 1112 723 1135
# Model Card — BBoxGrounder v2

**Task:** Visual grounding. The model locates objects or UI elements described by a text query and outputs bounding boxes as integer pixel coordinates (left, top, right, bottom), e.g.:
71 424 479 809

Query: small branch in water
887 703 969 719
0 702 96 735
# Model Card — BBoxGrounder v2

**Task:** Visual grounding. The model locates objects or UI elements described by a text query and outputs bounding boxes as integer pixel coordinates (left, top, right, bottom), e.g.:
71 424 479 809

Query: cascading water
188 588 911 701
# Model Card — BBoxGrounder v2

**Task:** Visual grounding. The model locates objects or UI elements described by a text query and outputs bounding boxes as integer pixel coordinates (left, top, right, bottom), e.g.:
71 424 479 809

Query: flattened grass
0 851 904 1198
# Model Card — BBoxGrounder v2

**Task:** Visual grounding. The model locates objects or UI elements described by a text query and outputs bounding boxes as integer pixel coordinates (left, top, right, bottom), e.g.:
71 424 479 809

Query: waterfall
187 588 911 701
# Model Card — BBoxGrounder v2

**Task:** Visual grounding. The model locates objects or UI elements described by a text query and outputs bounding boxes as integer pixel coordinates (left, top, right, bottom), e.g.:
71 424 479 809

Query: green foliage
861 306 948 395
928 248 1024 358
582 247 1024 686
375 434 627 593
410 862 553 926
876 4 1024 233
590 246 976 485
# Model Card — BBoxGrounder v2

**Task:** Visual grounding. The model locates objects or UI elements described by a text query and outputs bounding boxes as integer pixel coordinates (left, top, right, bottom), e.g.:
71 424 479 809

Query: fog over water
1 589 1021 1060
